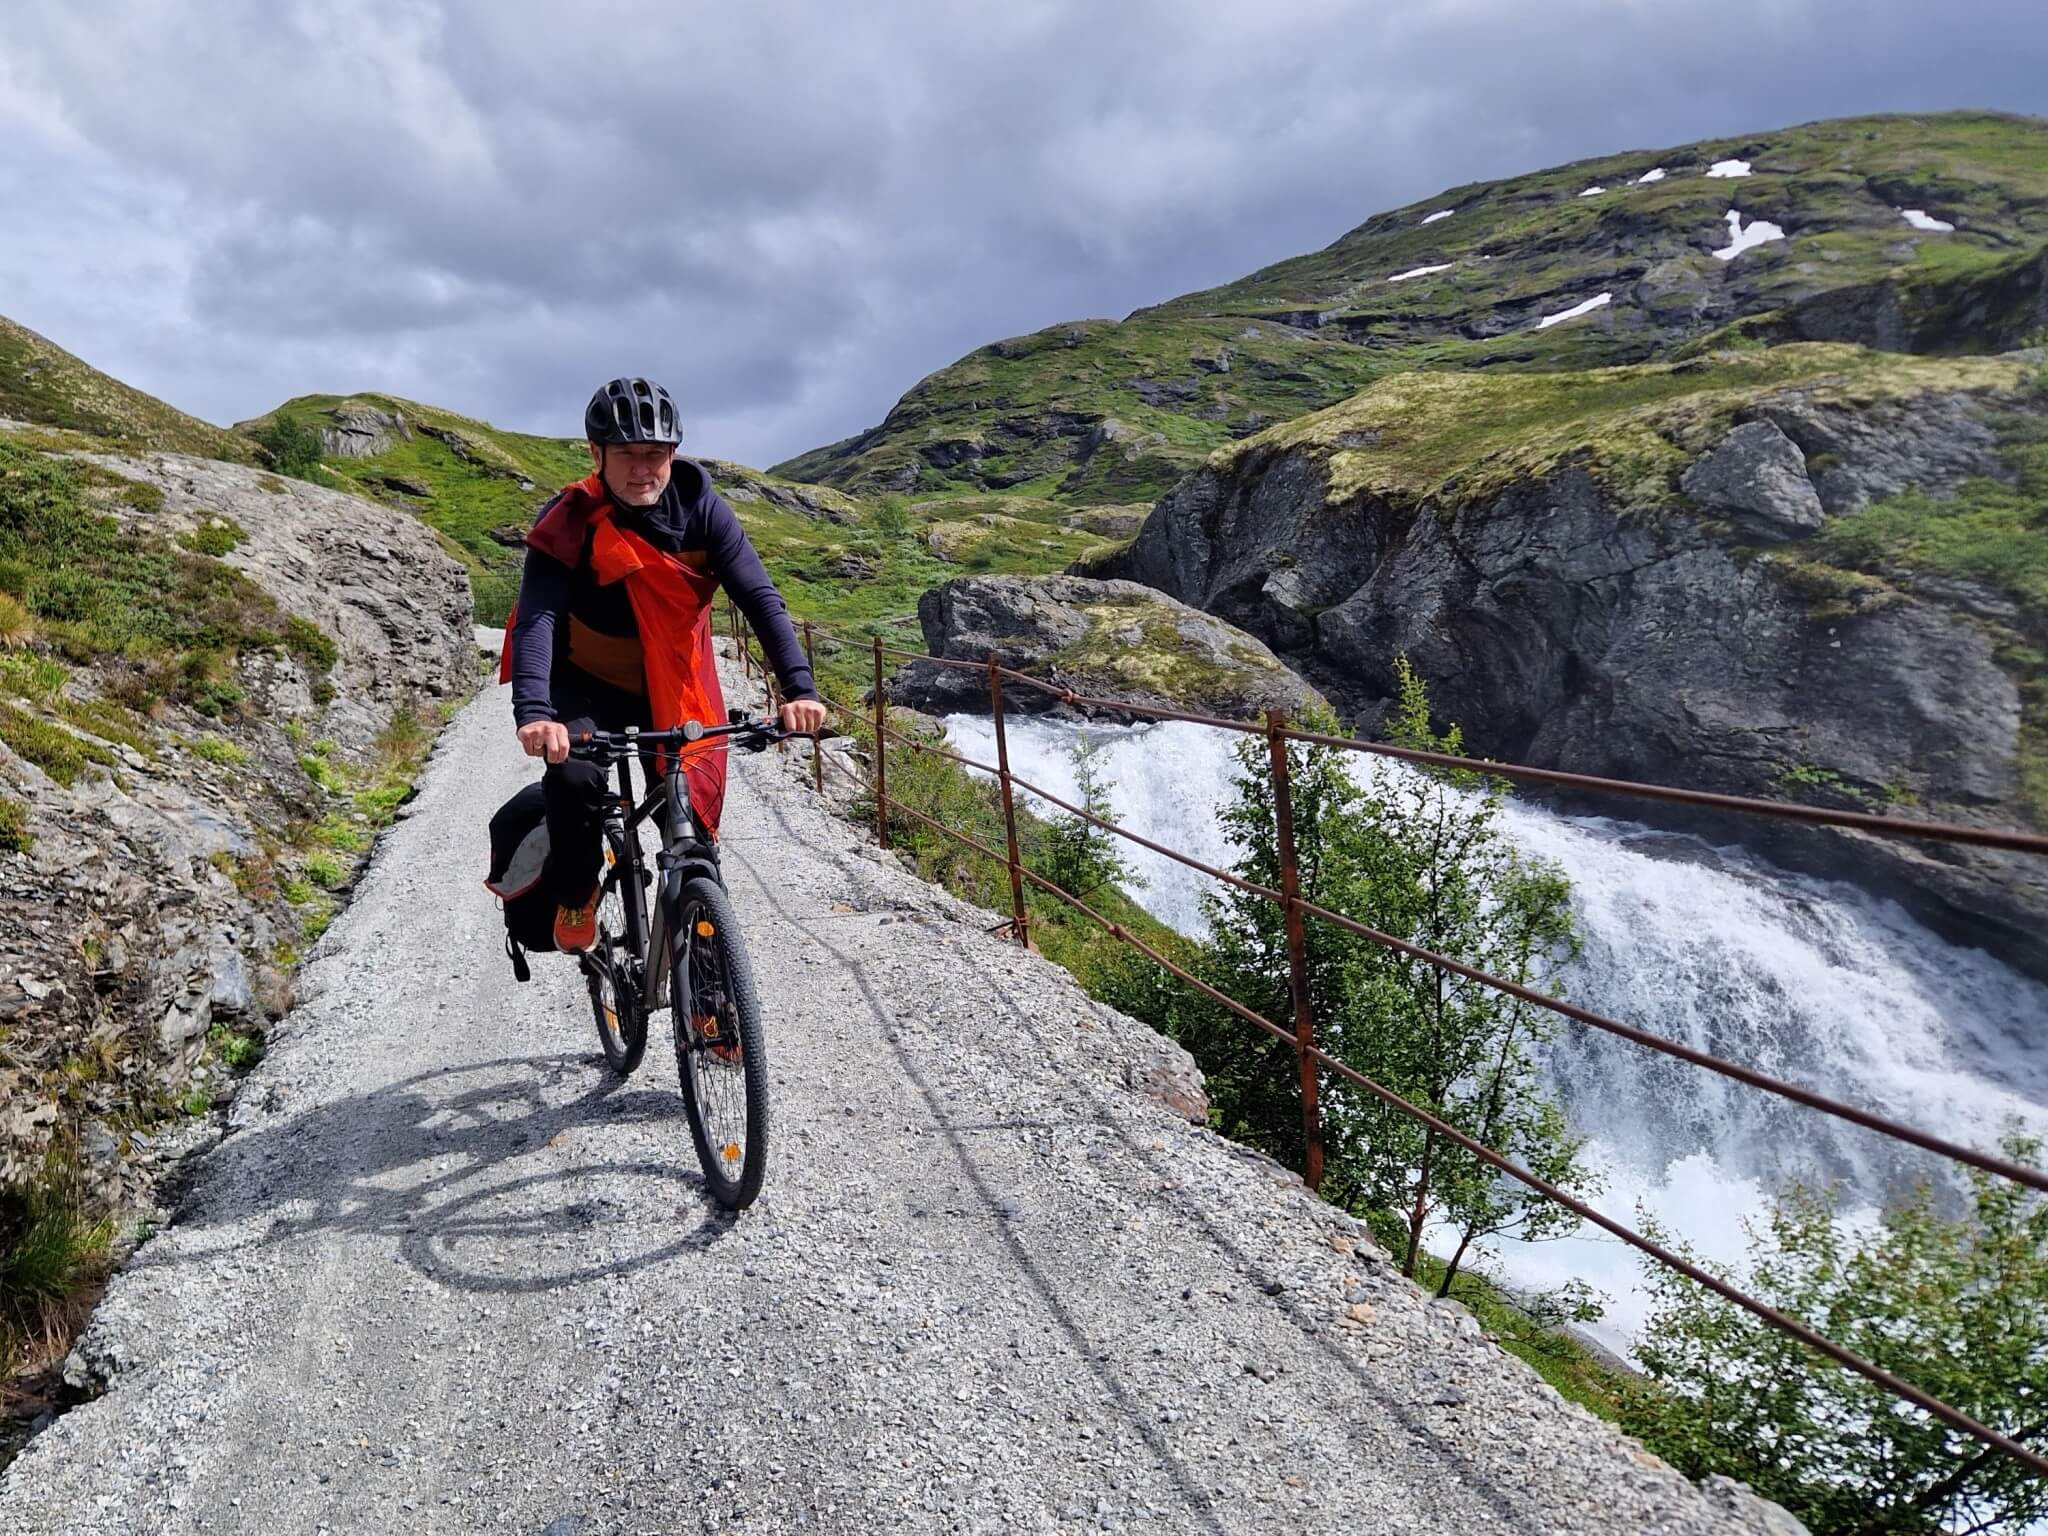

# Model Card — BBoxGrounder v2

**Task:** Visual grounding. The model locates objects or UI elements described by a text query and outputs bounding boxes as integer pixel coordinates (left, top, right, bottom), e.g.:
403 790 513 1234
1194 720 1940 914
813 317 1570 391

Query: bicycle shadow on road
157 1051 740 1296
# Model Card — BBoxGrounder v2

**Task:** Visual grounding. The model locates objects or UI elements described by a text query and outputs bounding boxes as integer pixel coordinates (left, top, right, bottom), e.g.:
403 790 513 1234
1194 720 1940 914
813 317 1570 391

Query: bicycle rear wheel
587 828 648 1075
670 876 768 1209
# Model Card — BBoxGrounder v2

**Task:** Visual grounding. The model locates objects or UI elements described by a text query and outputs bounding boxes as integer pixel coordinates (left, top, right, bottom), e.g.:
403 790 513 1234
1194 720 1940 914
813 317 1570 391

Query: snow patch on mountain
1536 292 1612 329
1712 210 1786 262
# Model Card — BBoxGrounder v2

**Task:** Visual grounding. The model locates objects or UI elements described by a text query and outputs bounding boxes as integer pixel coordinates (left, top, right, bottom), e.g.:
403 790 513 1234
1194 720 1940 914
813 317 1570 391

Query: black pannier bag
485 781 555 981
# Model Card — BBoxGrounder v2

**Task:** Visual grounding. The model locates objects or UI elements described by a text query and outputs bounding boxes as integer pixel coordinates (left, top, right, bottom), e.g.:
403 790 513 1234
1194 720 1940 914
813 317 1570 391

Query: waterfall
944 714 2048 1350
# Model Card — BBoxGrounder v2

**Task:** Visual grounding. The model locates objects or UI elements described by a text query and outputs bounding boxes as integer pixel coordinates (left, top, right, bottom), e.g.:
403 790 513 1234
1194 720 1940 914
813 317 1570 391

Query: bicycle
566 714 791 1210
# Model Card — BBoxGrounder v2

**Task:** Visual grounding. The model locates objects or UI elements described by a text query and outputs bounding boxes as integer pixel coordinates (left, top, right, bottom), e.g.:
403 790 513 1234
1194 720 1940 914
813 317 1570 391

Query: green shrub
304 851 347 888
0 592 32 648
301 753 347 793
374 695 433 768
0 558 30 597
177 516 247 557
1623 1135 2048 1535
254 418 324 478
116 478 163 514
283 615 338 675
187 734 249 766
0 1148 115 1377
54 695 153 759
0 651 67 699
207 1022 265 1071
311 813 366 852
0 701 113 786
0 793 30 852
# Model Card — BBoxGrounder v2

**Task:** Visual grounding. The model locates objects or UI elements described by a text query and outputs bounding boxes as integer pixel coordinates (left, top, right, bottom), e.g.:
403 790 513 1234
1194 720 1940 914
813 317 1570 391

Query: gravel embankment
0 653 1802 1534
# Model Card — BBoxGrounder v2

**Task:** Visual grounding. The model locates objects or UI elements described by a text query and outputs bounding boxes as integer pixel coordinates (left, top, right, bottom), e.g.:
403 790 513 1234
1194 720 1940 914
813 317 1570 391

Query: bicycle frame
601 743 724 1013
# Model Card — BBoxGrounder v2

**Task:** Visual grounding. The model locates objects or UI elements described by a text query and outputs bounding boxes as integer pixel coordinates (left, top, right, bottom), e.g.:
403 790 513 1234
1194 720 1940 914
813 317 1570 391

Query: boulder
891 574 1328 723
1679 421 1824 540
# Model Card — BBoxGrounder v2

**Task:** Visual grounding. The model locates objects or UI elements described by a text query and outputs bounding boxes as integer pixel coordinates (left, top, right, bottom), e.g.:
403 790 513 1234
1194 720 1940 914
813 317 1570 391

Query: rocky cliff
0 434 474 1230
1099 343 2048 977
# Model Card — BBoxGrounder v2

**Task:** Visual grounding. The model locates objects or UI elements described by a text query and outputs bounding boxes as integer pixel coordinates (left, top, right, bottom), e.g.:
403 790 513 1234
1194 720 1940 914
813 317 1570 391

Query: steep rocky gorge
1099 345 2048 978
0 443 474 1225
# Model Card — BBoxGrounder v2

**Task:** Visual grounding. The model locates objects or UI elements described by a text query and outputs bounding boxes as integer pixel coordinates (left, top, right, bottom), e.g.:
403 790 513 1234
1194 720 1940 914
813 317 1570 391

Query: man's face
591 441 674 506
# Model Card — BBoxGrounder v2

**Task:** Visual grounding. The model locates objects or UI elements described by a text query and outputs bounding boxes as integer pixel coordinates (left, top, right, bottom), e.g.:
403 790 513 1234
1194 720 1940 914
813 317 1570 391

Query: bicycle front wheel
670 876 768 1210
588 828 648 1075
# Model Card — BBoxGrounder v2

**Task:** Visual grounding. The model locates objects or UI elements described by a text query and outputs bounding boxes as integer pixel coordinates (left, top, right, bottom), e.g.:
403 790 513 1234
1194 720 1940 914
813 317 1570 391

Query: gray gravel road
0 658 1800 1535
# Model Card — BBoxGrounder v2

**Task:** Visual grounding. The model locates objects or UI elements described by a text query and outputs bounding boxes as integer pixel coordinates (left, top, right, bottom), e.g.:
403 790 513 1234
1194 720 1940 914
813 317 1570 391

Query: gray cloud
2 0 2043 466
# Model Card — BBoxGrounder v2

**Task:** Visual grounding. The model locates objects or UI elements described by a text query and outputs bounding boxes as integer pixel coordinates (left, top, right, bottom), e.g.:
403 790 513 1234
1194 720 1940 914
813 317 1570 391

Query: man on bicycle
504 376 827 953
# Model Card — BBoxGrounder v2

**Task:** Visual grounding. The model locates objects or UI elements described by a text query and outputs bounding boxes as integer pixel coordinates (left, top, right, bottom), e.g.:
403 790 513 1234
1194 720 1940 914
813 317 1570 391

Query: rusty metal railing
725 603 2048 1479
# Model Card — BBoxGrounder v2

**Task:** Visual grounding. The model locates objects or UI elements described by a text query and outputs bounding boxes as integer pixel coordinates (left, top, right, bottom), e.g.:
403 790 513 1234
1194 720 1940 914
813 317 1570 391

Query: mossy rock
892 574 1326 723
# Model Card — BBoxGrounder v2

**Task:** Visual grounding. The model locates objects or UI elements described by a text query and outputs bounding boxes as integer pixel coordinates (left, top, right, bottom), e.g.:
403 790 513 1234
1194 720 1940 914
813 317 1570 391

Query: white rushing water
946 714 2048 1350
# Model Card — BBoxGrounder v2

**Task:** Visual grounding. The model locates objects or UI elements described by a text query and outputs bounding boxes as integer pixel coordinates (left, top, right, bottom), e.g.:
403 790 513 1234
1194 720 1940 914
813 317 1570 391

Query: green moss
1046 596 1283 705
53 695 153 759
186 733 249 766
0 701 114 786
300 753 347 793
0 792 30 851
1242 345 2027 512
310 813 367 853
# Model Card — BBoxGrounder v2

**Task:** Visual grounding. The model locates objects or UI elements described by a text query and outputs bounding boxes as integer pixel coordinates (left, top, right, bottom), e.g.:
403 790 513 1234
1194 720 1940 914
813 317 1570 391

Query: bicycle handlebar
567 715 800 760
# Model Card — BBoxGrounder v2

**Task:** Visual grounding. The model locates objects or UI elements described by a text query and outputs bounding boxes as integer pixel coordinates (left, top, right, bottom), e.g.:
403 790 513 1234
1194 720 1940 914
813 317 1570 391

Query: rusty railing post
1266 710 1325 1192
802 620 823 794
871 635 890 849
988 655 1030 947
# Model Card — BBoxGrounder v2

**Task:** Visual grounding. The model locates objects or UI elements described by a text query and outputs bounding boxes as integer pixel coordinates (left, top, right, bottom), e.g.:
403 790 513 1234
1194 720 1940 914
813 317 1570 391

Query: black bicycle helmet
584 376 681 445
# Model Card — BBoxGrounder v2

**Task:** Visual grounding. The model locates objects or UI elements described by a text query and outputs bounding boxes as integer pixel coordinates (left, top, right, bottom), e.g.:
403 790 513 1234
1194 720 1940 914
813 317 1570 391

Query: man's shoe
554 891 599 952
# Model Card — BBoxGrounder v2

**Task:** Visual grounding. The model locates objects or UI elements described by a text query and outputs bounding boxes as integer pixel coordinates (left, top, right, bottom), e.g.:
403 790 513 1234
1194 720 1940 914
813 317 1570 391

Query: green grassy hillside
775 111 2048 503
231 394 1129 666
0 316 254 462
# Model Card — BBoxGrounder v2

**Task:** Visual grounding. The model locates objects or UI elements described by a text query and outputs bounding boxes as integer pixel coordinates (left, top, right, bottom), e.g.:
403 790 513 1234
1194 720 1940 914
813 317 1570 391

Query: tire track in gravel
0 655 1799 1535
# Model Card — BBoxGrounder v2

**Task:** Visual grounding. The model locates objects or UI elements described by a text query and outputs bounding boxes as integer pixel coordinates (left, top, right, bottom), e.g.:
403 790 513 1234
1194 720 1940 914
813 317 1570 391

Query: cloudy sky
2 1 2042 468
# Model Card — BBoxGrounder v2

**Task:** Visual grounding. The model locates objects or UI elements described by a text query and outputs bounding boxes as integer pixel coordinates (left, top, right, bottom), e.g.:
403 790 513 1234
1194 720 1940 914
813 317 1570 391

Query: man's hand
779 697 828 737
518 720 570 764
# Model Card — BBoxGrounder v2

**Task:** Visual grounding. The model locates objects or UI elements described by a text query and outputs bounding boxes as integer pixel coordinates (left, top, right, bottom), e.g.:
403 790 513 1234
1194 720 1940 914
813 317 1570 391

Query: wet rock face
892 574 1328 724
1100 393 2048 979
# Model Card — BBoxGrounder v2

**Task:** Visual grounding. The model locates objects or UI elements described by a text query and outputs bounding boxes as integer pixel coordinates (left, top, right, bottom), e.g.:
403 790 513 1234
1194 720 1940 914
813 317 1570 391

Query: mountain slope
0 315 254 462
775 111 2048 502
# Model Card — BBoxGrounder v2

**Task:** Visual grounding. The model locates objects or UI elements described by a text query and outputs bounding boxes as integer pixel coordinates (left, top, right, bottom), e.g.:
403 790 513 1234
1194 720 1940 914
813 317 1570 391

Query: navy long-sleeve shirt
508 458 817 728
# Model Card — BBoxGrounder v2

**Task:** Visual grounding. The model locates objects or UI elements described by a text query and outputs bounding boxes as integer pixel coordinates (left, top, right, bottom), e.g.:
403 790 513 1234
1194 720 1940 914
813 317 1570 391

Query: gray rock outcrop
1678 421 1824 539
890 574 1329 723
318 404 409 459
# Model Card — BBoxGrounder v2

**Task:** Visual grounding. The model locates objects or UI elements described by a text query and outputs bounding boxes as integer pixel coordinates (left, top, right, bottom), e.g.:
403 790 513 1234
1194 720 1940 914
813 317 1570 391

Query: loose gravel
0 655 1804 1535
